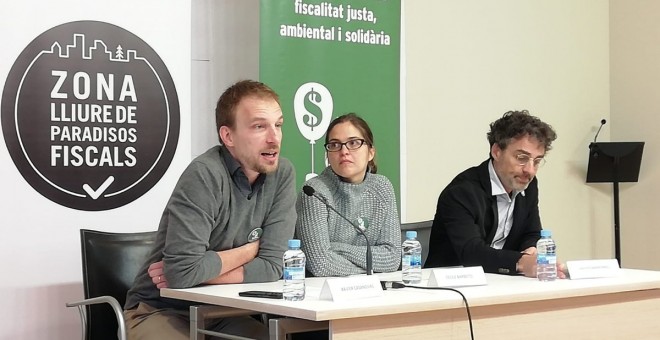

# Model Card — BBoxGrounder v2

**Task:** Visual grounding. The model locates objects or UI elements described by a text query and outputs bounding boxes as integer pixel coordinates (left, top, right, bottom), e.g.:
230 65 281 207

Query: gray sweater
125 146 296 310
295 167 401 277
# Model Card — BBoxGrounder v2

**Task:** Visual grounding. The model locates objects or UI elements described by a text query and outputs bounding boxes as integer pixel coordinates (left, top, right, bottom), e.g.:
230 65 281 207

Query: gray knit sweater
295 166 401 277
125 146 297 310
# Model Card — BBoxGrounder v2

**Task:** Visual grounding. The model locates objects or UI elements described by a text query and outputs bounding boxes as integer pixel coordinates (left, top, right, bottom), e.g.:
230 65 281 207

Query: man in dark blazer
425 110 564 278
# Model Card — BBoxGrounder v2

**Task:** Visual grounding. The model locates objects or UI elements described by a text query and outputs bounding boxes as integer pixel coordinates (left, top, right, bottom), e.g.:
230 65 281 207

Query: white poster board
0 1 190 338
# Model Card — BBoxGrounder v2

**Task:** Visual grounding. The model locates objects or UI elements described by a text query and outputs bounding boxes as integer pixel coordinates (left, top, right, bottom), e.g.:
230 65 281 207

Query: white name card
566 259 621 280
428 266 487 287
319 275 384 302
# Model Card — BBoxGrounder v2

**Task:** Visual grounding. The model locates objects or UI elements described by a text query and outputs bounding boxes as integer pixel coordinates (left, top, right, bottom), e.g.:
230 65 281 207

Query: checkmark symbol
83 176 115 200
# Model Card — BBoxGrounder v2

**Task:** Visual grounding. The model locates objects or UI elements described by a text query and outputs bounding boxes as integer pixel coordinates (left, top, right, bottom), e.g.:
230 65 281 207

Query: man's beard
509 175 532 192
249 149 279 174
254 158 279 174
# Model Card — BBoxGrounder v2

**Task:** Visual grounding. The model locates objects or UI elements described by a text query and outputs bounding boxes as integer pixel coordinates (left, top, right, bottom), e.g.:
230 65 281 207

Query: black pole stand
612 158 620 264
587 142 644 266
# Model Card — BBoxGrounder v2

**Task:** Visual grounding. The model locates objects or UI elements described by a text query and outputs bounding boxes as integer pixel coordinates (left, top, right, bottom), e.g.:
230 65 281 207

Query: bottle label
403 254 422 267
412 253 421 266
537 254 557 265
284 266 305 280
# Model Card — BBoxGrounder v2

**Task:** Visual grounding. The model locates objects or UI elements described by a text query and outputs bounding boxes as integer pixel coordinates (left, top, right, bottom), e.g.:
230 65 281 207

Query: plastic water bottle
536 230 557 281
283 239 305 301
402 231 422 284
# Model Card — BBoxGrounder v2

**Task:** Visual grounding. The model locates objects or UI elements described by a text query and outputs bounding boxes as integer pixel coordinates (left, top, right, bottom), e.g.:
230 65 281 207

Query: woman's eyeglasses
324 139 368 152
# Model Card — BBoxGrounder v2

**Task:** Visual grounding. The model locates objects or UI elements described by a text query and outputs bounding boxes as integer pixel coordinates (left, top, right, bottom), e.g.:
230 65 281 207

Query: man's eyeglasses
515 154 546 168
324 139 368 152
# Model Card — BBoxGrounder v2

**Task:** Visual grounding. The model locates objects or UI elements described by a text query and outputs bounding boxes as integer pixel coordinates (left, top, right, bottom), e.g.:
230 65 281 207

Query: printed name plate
319 275 384 302
428 266 487 287
566 259 621 280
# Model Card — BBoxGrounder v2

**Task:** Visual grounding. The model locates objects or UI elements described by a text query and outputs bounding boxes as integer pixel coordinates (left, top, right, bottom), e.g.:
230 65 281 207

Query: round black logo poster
1 21 180 211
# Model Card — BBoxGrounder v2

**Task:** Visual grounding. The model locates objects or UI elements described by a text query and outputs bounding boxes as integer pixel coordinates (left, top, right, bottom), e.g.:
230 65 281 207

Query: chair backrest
80 229 157 340
400 220 433 266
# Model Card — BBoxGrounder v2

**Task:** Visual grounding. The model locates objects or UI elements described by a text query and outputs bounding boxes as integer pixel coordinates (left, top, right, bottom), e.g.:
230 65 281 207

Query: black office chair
400 220 433 266
66 229 262 340
66 229 156 340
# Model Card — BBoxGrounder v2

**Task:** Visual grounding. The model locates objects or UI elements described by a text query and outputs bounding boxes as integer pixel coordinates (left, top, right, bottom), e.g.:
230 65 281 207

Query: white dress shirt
488 160 525 249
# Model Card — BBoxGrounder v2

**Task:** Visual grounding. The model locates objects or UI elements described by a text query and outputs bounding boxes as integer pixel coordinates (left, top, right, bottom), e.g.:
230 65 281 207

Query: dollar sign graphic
303 88 323 131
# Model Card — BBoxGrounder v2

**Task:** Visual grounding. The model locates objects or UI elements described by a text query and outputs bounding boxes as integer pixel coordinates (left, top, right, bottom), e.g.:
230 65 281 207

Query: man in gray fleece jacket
123 80 297 340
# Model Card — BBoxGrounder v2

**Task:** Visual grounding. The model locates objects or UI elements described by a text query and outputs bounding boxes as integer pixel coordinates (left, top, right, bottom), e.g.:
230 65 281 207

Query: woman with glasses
295 113 401 277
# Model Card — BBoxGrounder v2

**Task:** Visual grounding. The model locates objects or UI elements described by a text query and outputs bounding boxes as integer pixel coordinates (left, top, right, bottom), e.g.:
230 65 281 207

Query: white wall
191 0 260 157
610 0 660 270
403 0 613 263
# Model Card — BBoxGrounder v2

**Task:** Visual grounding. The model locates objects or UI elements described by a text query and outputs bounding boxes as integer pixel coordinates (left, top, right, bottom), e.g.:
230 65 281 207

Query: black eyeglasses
324 139 368 152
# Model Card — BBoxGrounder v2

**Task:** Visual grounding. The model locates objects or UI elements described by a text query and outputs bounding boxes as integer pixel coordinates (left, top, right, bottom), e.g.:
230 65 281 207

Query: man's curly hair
487 110 557 152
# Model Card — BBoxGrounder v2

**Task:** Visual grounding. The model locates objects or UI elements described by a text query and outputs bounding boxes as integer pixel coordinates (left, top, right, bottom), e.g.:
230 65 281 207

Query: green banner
260 0 401 205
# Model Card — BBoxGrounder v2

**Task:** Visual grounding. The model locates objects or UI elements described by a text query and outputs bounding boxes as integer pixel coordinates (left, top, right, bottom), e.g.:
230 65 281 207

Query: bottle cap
288 239 301 248
540 230 551 237
405 230 417 239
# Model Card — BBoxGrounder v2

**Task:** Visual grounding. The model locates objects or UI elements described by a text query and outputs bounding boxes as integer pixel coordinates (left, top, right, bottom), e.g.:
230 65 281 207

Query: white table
161 268 660 339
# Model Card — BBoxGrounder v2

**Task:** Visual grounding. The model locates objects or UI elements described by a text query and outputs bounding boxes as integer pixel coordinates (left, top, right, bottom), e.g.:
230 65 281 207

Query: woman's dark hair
487 110 557 152
325 113 377 173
